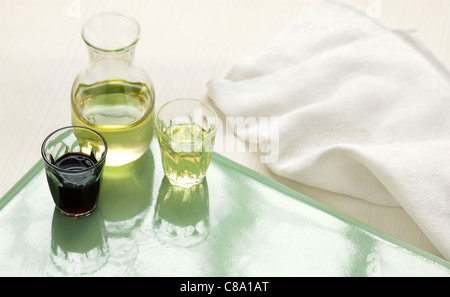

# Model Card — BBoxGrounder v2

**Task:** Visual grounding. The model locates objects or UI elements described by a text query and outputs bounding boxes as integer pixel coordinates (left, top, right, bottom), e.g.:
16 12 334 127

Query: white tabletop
1 0 449 260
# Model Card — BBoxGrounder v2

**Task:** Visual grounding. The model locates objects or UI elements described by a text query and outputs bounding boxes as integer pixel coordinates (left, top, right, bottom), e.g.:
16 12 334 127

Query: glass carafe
71 12 155 167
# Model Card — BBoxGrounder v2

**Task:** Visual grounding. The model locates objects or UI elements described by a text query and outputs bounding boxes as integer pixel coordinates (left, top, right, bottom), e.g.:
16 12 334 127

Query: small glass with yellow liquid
71 12 155 167
155 99 218 188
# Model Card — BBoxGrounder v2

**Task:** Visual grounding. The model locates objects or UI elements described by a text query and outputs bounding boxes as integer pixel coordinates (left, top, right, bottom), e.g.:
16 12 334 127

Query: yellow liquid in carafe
71 79 155 166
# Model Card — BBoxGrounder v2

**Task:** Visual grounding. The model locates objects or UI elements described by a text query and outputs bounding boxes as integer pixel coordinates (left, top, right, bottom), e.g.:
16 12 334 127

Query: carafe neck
87 45 136 65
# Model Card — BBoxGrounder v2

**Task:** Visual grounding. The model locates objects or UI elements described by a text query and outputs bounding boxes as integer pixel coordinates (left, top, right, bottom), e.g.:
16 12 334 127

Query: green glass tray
1 138 449 276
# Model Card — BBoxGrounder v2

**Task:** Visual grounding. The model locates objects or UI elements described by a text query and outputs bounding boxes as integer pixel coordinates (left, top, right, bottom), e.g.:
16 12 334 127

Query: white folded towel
207 0 450 260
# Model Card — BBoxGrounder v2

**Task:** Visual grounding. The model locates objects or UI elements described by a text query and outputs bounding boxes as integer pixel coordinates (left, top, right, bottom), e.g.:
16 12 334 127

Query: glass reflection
153 176 209 248
49 207 109 276
96 148 155 272
98 148 154 234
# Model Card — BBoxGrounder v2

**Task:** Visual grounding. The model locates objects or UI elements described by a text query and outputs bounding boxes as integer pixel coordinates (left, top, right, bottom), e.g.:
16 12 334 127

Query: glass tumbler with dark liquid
41 126 107 218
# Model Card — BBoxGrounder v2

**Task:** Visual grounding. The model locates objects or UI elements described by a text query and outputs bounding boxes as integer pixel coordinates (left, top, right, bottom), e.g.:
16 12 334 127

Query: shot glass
41 126 107 218
155 98 218 188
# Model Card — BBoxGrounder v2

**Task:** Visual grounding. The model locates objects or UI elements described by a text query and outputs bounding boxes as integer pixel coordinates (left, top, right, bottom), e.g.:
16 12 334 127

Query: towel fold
207 0 450 260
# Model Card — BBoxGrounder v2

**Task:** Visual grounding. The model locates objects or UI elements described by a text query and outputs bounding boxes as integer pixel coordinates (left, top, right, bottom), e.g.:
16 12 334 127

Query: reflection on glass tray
0 138 449 276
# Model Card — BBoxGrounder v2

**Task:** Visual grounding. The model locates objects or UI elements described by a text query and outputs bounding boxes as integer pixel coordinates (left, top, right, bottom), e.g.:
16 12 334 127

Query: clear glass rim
155 98 219 144
81 11 141 53
41 126 108 174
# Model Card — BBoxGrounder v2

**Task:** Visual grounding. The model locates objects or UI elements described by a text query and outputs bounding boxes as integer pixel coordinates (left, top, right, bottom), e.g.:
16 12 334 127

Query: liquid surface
157 123 214 187
48 152 101 217
72 79 155 166
54 152 97 170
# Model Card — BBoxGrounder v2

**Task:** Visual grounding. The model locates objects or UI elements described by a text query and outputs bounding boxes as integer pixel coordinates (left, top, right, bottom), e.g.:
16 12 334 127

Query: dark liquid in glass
47 152 100 217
